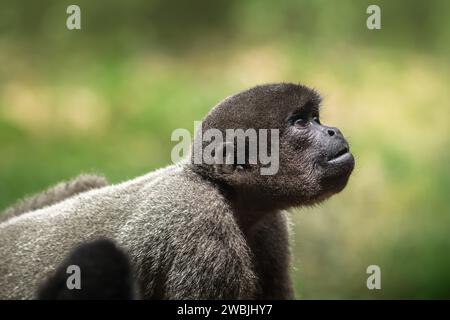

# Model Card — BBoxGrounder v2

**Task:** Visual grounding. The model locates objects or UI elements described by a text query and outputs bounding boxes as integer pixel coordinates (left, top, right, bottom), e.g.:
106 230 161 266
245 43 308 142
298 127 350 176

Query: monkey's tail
0 174 108 222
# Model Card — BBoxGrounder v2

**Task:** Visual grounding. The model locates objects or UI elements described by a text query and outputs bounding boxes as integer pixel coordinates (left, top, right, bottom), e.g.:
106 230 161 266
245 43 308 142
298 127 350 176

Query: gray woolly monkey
0 83 354 299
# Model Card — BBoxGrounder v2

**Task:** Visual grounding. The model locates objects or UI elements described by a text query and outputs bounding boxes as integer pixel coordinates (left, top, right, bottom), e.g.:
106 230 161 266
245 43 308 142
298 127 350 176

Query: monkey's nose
326 126 343 138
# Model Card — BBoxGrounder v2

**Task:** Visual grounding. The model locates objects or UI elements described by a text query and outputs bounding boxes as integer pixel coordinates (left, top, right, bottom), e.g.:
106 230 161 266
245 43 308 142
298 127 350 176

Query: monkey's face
193 83 354 209
278 103 355 206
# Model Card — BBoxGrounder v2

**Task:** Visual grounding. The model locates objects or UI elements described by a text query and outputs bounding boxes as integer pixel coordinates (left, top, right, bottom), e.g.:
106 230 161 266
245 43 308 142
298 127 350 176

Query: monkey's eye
294 117 308 126
312 116 321 125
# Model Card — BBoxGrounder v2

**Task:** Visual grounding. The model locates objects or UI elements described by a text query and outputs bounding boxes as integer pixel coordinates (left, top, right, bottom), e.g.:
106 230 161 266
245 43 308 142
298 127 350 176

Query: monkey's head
191 83 354 210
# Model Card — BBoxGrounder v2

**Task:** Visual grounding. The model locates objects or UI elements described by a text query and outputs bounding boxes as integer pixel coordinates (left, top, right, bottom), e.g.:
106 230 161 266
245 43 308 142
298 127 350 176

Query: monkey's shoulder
119 166 240 249
136 166 232 217
117 167 248 279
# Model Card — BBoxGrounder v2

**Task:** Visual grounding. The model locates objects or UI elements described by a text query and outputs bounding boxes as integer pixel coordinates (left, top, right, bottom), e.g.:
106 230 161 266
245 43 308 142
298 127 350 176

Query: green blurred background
0 0 449 299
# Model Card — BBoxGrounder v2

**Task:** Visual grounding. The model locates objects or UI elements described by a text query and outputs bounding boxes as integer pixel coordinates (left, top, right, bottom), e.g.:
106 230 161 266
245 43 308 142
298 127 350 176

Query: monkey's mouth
327 146 351 164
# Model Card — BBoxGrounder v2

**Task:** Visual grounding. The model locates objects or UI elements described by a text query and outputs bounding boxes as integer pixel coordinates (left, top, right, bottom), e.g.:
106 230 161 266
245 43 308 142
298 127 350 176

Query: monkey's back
0 164 246 299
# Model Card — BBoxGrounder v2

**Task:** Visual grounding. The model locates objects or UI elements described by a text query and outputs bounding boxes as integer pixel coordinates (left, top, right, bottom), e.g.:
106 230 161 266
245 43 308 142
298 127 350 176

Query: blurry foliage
0 0 449 298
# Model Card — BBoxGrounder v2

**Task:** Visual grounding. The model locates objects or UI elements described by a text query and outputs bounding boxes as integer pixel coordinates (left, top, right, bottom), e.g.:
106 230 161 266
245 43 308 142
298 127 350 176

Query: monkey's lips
327 146 353 165
322 146 354 192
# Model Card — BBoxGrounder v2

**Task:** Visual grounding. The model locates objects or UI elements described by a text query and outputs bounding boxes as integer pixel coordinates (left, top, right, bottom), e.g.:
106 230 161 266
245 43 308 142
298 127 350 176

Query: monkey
0 83 354 300
0 174 108 222
36 238 137 300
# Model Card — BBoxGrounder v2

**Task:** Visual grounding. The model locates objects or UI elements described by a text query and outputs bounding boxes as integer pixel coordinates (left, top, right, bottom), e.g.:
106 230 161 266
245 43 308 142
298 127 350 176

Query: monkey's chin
321 153 355 194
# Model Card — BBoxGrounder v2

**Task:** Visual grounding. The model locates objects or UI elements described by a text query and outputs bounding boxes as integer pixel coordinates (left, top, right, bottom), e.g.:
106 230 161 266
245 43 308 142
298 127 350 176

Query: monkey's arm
248 211 294 300
0 174 108 222
162 214 257 299
37 239 136 300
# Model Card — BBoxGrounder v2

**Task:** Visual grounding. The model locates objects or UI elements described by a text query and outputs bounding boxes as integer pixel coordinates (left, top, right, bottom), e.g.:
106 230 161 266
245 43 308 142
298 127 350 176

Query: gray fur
0 83 354 300
0 165 255 299
0 174 108 223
